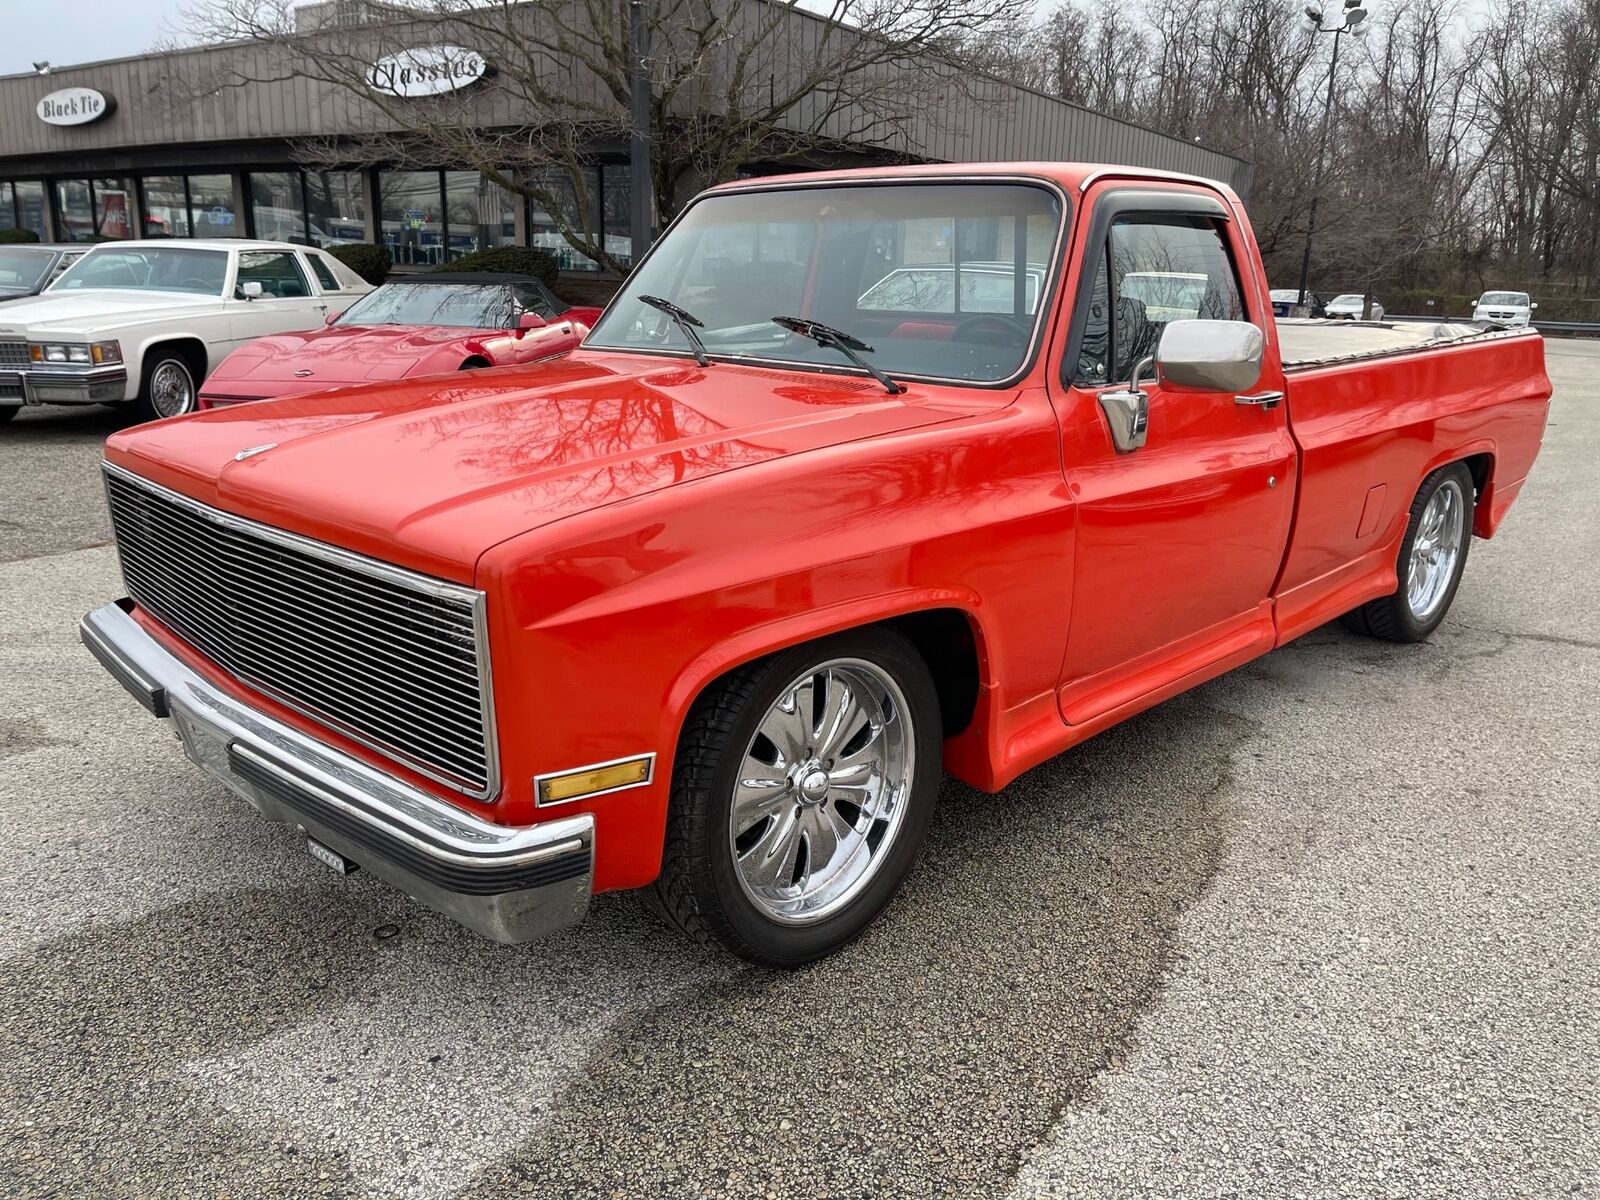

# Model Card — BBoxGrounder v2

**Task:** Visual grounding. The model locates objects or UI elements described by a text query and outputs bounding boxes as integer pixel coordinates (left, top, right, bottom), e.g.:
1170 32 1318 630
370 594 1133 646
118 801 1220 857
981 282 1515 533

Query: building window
55 180 94 241
600 163 632 271
379 170 444 266
140 176 192 238
528 168 599 272
248 171 308 243
0 182 14 233
306 171 366 247
94 177 135 239
188 175 241 237
444 171 516 260
13 182 47 241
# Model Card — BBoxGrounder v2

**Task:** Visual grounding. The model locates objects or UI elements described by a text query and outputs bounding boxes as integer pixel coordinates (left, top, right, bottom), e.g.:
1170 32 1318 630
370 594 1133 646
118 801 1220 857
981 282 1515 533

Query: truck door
1049 185 1296 725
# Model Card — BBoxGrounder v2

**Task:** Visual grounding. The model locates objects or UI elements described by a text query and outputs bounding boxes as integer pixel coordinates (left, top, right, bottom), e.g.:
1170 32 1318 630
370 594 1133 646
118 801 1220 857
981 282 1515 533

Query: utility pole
1296 0 1368 313
628 0 653 271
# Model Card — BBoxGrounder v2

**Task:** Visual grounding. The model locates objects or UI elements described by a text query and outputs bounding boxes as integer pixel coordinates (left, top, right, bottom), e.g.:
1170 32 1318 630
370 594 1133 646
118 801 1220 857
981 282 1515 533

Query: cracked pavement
1 341 1596 1198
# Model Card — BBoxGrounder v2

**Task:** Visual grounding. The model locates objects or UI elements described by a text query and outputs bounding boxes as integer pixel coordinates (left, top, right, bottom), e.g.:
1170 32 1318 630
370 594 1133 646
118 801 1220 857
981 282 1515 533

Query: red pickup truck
82 163 1551 965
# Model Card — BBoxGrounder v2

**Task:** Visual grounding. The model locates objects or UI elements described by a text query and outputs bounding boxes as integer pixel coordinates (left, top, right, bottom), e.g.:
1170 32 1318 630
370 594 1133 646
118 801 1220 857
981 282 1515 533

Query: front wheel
653 628 942 966
1342 462 1474 642
132 352 198 423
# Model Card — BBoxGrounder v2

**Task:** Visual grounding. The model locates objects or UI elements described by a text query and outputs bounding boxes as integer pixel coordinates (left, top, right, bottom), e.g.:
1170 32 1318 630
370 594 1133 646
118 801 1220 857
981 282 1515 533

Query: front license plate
306 836 358 875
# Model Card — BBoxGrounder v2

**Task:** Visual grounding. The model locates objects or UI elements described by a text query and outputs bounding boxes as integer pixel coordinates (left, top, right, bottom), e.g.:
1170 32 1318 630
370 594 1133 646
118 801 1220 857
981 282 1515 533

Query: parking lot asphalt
2 342 1596 1200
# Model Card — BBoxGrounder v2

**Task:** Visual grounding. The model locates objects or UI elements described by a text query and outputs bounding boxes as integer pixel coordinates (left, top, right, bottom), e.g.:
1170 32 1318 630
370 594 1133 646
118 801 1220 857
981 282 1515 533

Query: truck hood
0 289 217 335
208 324 490 387
106 351 981 583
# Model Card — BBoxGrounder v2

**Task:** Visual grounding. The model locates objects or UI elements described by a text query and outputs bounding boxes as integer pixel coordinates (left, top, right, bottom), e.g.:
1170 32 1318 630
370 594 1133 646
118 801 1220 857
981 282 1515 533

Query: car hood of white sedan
0 289 221 336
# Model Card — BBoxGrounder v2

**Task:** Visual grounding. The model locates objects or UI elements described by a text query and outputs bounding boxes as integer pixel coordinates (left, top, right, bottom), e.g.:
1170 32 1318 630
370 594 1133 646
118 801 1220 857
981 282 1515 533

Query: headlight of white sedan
29 340 121 366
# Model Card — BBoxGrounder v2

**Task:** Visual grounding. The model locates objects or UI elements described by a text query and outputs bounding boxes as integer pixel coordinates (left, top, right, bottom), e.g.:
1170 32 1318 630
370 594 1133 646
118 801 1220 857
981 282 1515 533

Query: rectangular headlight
67 345 91 363
43 345 68 363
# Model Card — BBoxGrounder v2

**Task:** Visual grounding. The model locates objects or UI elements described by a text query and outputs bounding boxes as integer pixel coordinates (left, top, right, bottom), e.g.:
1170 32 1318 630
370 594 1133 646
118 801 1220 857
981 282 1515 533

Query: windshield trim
582 173 1072 391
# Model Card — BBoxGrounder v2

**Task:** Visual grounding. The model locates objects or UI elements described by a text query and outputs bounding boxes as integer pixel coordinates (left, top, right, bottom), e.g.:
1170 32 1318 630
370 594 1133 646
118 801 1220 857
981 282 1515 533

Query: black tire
0 406 18 424
1341 461 1475 642
132 349 199 424
653 627 942 966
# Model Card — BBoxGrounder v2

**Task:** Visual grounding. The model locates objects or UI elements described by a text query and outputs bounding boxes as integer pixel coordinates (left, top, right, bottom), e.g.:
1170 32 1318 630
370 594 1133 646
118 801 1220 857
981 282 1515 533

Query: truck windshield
52 247 229 296
587 181 1063 384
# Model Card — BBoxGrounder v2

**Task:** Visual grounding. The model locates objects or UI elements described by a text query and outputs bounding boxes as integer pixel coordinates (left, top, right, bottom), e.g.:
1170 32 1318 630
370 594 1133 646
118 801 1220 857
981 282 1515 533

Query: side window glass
236 250 311 299
1106 216 1243 384
306 253 340 292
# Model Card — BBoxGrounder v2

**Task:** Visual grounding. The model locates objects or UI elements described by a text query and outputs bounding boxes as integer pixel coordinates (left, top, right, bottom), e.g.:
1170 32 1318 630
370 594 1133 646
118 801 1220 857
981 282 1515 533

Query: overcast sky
3 0 195 76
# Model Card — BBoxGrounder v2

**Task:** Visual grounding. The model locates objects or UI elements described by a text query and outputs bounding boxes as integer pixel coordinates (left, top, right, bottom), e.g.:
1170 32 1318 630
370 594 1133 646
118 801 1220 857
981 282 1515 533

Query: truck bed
1276 318 1500 369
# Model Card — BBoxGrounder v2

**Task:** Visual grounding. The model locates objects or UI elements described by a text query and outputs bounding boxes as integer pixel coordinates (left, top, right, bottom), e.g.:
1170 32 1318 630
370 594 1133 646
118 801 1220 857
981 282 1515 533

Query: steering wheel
952 314 1029 348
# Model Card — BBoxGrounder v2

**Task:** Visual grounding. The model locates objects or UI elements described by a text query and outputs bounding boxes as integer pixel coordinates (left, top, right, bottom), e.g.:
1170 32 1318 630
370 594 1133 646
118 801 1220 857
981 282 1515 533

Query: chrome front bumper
79 599 594 944
0 366 127 406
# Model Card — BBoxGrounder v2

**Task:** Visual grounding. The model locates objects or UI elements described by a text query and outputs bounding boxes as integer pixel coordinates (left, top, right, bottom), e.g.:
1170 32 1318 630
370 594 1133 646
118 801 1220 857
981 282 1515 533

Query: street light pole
628 0 653 271
1295 0 1367 311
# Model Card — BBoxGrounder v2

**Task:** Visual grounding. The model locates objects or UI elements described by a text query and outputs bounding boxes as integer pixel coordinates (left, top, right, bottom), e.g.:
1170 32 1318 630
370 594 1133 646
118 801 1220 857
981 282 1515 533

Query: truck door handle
1235 391 1284 409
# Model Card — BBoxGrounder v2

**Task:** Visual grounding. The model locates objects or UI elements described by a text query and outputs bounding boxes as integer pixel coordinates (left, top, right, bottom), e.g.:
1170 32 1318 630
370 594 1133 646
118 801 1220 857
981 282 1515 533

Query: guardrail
1532 320 1600 337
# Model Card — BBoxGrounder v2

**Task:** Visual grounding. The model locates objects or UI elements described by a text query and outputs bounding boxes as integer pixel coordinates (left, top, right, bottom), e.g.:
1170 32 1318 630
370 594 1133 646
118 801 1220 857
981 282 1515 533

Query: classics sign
365 46 488 98
36 86 116 126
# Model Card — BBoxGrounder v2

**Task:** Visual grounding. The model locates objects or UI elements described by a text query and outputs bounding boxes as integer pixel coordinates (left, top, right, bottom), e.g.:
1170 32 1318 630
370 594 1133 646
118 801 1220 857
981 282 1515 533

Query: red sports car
198 273 603 408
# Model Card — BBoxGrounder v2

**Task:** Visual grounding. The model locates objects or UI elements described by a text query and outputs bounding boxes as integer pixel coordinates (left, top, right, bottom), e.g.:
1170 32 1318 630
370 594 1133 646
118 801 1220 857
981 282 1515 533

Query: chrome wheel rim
729 658 914 925
1407 478 1465 620
149 360 195 418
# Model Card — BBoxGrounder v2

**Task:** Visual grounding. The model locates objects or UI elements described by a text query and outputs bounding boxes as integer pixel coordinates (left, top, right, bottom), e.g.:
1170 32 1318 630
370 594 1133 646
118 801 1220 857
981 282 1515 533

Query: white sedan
0 240 371 424
1325 293 1386 321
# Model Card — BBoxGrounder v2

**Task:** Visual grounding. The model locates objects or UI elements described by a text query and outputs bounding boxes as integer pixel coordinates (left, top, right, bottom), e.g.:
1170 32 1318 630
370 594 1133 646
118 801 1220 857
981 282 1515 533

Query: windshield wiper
639 295 709 366
771 316 905 394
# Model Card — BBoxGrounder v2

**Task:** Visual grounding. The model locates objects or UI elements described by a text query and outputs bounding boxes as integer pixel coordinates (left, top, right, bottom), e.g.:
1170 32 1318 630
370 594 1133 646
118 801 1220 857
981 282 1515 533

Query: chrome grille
0 341 28 370
103 463 498 797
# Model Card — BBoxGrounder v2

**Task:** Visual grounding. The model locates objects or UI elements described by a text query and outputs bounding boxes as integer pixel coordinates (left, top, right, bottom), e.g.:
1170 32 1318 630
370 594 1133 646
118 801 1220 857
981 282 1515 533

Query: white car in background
1325 293 1386 321
1473 291 1536 328
0 239 371 425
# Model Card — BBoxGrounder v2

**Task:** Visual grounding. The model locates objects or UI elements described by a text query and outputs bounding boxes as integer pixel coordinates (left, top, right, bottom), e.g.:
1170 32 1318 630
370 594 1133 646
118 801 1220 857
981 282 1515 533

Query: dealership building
0 1 1250 273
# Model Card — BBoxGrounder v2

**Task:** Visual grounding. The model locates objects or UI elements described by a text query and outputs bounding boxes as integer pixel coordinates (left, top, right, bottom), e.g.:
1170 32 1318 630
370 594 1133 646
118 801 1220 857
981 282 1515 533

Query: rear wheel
132 350 198 424
653 628 942 966
1341 462 1474 642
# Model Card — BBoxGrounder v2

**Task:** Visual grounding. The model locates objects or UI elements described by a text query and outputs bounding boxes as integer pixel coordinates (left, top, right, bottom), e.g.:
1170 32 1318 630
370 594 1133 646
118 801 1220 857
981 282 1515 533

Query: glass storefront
4 163 636 265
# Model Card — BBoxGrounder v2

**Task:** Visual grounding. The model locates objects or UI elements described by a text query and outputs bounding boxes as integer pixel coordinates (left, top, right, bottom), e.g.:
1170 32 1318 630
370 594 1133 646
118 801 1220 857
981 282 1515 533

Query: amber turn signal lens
537 756 653 805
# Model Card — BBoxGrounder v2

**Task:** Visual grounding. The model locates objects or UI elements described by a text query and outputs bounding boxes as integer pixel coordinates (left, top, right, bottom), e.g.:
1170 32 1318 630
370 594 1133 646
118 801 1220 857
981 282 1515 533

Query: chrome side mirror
239 280 264 300
1156 319 1264 393
1097 354 1155 454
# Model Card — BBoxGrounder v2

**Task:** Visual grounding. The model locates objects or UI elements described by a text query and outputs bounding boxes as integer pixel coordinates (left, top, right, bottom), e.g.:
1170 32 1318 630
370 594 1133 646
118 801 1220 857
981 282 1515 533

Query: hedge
436 246 560 288
0 228 41 244
327 242 391 286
